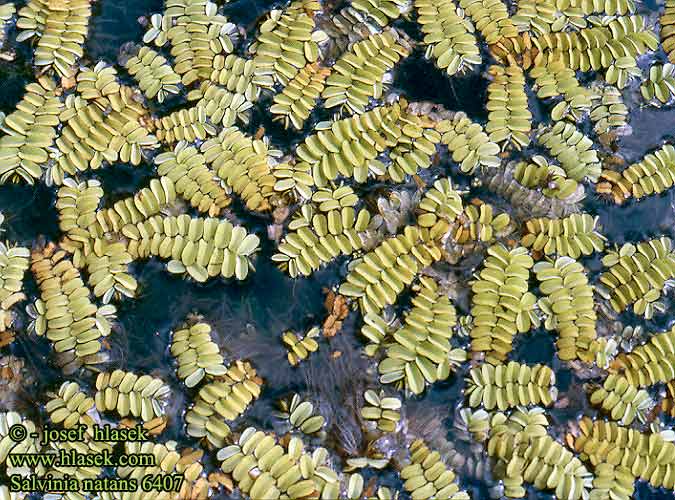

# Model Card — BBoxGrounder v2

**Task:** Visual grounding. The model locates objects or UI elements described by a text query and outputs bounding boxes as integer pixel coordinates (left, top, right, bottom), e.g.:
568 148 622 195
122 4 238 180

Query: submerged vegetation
2 0 675 498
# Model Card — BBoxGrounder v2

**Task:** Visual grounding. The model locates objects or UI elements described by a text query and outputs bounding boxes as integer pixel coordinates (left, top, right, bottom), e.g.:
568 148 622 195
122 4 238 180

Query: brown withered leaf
186 477 209 500
0 355 23 381
323 289 349 337
119 418 137 429
119 416 168 436
208 472 234 493
565 433 575 450
145 416 168 435
364 477 378 498
61 75 77 90
272 206 290 224
180 448 204 464
603 154 625 168
0 331 15 349
598 131 619 150
661 398 675 418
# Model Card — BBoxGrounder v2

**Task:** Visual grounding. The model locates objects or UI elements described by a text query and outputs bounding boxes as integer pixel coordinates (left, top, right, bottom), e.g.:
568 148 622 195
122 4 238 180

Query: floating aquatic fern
82 240 136 302
353 0 409 26
450 201 511 244
0 411 42 476
252 0 323 86
598 144 675 204
56 175 261 283
573 418 675 491
511 0 588 35
185 360 262 447
338 179 463 314
0 4 15 50
201 126 277 212
125 215 262 282
45 381 96 429
534 257 599 362
282 326 320 365
486 65 532 150
526 16 658 83
94 370 170 422
322 30 410 114
217 428 340 498
188 80 254 128
536 122 601 182
293 100 440 187
75 62 122 107
641 63 675 106
114 441 206 499
4 0 675 498
30 243 116 374
155 141 231 216
610 326 675 387
466 362 557 410
124 46 182 103
588 462 635 500
17 0 91 78
469 244 537 364
273 186 370 277
276 393 326 435
374 276 465 395
521 213 606 258
361 389 401 432
512 155 580 201
271 63 331 130
479 160 584 218
163 0 237 86
0 77 62 185
458 0 518 46
588 83 629 135
151 105 217 145
340 226 443 314
437 111 501 174
662 0 675 63
414 0 481 76
588 373 653 424
598 237 675 318
0 235 29 340
400 439 469 500
530 60 595 121
210 54 272 102
170 319 227 387
489 407 593 499
53 92 158 183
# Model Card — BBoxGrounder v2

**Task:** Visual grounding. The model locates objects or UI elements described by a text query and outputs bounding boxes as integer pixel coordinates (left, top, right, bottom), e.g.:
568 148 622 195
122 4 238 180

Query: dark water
2 0 675 499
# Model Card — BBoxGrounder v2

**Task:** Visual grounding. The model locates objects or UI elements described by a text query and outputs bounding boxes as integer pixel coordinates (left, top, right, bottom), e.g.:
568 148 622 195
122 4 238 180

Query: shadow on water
587 106 675 244
0 184 59 245
86 0 165 62
394 53 489 122
115 254 325 376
